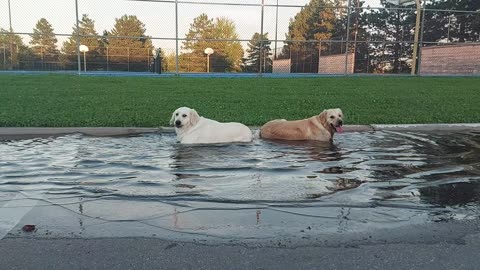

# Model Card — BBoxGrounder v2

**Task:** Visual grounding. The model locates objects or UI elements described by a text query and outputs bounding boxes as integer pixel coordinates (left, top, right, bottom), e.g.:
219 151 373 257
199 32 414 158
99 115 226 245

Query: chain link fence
1 0 479 75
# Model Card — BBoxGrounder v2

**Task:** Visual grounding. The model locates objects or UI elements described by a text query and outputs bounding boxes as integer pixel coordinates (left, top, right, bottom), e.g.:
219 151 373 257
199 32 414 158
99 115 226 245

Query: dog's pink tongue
335 126 344 133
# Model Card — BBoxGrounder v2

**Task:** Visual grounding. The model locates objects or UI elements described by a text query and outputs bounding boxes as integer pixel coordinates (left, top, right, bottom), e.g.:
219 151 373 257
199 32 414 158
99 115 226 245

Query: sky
0 0 380 52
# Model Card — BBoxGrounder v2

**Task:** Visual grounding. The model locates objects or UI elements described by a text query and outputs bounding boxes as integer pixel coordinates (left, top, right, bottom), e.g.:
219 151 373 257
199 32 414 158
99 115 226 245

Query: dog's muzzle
175 120 182 128
332 120 344 133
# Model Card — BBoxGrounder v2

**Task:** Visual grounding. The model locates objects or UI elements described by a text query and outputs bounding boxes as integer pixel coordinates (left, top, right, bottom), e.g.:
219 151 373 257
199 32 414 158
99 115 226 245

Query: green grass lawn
0 74 479 127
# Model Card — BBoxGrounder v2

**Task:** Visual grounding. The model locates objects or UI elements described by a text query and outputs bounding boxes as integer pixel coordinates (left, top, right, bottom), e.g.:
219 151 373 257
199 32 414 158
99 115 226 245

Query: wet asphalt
1 234 480 270
2 217 480 270
1 126 480 269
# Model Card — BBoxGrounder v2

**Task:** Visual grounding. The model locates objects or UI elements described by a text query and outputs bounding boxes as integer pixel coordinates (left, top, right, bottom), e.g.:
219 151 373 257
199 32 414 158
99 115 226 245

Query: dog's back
260 118 317 140
181 117 252 144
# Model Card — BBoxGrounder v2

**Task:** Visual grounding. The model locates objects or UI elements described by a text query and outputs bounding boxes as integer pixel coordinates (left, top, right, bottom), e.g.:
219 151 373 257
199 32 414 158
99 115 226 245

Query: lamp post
152 48 162 74
2 45 6 69
79 45 89 72
204 47 214 73
386 0 421 75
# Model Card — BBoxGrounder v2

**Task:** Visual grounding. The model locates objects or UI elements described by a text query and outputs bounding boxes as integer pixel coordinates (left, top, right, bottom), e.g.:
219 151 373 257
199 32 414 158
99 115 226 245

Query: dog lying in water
170 107 253 144
259 108 344 142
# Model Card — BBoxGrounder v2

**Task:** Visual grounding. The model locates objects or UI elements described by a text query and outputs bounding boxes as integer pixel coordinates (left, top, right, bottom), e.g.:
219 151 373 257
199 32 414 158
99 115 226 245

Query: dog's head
319 108 344 133
170 107 200 130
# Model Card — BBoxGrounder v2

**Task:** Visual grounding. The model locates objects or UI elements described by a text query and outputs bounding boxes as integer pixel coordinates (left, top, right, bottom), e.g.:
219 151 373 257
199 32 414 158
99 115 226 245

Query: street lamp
386 0 421 75
2 44 6 69
79 44 89 72
152 48 162 74
204 47 214 73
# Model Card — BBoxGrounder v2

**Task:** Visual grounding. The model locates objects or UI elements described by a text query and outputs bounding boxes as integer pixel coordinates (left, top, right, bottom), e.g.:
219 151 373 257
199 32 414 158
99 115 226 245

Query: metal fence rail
1 0 479 75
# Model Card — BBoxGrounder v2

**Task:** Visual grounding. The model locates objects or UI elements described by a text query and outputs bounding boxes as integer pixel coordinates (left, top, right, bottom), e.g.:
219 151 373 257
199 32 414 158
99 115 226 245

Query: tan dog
259 108 344 142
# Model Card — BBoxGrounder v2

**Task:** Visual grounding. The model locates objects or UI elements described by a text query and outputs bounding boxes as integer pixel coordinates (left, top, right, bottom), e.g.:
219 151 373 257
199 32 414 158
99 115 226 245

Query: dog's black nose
175 120 181 126
338 120 343 126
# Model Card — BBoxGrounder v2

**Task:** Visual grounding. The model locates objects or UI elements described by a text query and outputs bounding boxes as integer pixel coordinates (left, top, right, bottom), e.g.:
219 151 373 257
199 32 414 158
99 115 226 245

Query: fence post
8 0 14 69
75 0 81 74
259 0 264 75
106 47 109 71
411 0 422 75
2 46 6 69
274 0 278 60
344 0 352 75
175 0 179 75
417 2 426 76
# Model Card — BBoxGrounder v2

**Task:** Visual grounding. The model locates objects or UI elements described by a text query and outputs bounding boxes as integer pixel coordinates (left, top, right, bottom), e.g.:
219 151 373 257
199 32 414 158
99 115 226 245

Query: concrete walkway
2 234 480 270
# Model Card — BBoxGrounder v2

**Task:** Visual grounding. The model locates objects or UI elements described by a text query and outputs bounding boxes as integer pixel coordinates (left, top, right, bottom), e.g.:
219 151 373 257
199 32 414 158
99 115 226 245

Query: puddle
1 131 479 242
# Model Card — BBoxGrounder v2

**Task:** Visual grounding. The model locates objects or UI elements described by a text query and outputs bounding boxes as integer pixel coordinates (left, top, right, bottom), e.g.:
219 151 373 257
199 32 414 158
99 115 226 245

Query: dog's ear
169 111 176 126
318 110 328 127
189 109 200 126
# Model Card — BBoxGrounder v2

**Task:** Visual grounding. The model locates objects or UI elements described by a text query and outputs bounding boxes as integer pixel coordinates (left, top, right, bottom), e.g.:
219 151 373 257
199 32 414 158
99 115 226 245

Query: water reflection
1 131 480 234
420 181 480 207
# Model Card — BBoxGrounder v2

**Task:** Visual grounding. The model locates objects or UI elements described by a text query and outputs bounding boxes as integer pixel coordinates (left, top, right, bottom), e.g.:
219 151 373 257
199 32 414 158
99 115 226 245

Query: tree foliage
181 14 243 72
106 15 153 71
422 0 480 43
364 0 416 73
29 18 58 60
60 14 103 68
0 28 27 69
243 32 272 73
284 0 337 52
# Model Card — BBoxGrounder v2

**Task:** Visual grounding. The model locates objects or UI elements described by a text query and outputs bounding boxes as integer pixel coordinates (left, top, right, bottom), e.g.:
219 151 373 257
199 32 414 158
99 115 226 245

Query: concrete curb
371 123 480 131
0 127 165 139
0 124 479 138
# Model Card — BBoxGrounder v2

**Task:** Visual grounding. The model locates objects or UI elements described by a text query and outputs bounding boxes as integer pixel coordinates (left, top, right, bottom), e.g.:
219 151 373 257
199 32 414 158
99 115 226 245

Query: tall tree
106 15 153 71
213 17 244 72
29 18 58 61
334 0 370 73
422 0 480 43
365 0 415 73
281 0 338 72
60 14 103 68
181 14 243 72
283 0 337 51
162 51 176 72
0 28 26 69
244 32 272 73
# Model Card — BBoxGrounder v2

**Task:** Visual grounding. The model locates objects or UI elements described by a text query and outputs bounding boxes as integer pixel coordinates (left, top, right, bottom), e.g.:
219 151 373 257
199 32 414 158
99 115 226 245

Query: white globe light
204 48 214 55
385 0 415 5
79 45 89 52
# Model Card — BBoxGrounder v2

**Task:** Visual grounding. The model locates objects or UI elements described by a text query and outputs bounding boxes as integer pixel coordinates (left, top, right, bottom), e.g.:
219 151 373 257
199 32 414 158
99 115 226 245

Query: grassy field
0 74 479 127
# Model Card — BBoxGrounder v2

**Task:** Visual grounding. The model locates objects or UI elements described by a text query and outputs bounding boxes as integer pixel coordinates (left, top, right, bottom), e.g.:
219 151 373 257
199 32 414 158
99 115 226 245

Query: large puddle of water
1 131 479 244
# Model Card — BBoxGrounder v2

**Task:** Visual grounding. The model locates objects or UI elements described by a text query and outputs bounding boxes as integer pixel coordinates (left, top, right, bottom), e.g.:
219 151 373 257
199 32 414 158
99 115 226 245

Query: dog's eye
330 116 335 119
339 115 342 117
182 114 187 118
175 113 179 116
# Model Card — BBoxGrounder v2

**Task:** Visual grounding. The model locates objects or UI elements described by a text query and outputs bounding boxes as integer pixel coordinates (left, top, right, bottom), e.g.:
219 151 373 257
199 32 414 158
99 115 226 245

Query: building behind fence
1 0 479 75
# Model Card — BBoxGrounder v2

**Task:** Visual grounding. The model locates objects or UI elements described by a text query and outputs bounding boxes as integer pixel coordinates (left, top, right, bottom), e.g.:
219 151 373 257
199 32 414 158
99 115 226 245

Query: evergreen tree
29 18 58 61
0 28 26 69
244 32 272 73
283 0 337 52
423 0 480 43
106 15 153 71
280 0 338 72
365 0 415 73
60 14 103 68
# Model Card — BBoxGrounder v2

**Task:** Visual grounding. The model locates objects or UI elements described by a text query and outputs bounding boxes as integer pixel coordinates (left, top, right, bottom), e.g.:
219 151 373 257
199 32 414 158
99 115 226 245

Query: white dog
170 107 253 144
